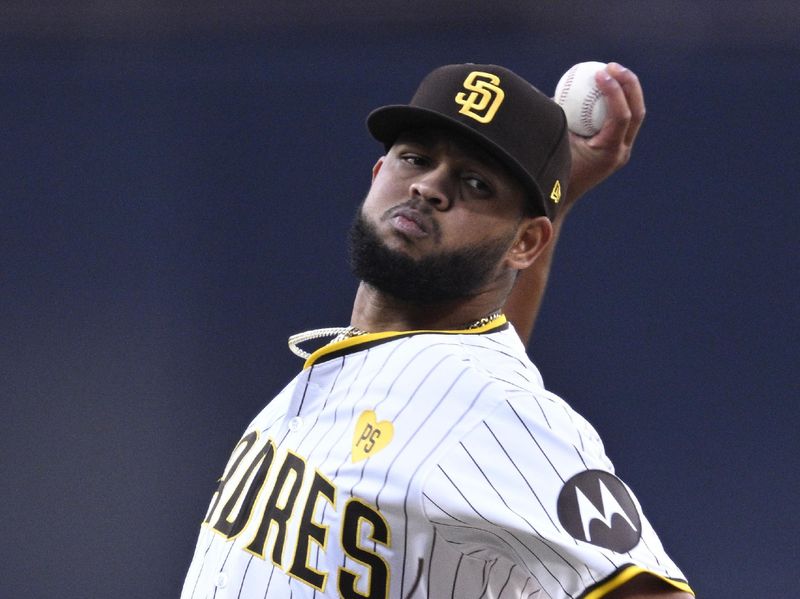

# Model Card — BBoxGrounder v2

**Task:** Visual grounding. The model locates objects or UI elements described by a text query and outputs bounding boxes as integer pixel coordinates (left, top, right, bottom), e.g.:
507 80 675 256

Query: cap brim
367 105 546 214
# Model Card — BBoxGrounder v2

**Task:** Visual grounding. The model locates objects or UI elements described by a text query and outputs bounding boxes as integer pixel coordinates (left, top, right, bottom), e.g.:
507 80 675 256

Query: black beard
348 209 512 304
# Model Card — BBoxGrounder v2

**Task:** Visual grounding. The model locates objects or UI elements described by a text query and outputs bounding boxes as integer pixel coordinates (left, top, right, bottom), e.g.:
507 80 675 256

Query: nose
409 166 453 211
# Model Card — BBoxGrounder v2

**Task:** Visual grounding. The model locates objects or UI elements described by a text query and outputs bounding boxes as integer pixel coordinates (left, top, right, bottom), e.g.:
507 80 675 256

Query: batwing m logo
455 71 505 124
557 470 642 553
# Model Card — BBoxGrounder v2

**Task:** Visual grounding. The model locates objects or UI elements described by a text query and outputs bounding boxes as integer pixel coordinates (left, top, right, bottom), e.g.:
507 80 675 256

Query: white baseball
554 61 608 137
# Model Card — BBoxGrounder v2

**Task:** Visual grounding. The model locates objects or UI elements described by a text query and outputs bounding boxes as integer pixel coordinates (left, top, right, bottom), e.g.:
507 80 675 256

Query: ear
505 216 554 270
371 156 386 181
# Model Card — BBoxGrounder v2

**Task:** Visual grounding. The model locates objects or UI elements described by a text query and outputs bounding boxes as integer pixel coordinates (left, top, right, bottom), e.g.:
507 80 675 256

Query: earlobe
506 217 553 270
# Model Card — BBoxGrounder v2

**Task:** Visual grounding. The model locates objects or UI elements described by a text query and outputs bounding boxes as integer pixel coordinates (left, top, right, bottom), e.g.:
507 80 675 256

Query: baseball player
181 63 693 598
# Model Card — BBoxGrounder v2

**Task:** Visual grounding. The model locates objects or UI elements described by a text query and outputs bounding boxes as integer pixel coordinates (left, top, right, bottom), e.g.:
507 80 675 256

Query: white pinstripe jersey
182 316 692 599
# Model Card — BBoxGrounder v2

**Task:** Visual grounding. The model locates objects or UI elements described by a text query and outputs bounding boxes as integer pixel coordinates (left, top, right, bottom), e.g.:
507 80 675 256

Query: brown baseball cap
366 63 571 220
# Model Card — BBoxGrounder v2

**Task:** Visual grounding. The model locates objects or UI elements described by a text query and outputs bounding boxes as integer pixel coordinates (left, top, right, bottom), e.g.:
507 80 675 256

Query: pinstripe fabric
181 325 688 599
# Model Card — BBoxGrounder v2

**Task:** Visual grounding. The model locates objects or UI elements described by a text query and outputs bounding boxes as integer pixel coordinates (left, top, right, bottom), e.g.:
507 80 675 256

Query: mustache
381 199 441 239
381 198 431 218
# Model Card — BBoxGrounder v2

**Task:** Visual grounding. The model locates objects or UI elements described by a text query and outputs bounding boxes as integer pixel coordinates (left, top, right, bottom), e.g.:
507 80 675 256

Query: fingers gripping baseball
594 63 645 159
558 62 646 212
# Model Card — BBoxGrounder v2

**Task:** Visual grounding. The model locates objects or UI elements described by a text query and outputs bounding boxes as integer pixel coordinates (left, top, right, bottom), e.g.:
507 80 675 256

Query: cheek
359 189 386 225
362 175 400 212
442 212 517 244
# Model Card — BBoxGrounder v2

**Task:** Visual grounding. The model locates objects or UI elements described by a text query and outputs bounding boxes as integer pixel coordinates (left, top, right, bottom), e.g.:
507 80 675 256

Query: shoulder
444 325 547 390
336 325 544 401
448 326 612 471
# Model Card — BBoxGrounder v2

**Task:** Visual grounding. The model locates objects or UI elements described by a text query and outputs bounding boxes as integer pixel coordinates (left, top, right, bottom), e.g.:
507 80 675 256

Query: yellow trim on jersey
303 315 509 369
581 565 694 598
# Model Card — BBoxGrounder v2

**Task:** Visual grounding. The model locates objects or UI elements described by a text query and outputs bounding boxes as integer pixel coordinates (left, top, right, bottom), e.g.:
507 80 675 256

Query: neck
350 282 506 332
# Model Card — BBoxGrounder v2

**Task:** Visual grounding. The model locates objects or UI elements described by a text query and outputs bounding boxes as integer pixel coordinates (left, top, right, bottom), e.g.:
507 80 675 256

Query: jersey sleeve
421 386 692 598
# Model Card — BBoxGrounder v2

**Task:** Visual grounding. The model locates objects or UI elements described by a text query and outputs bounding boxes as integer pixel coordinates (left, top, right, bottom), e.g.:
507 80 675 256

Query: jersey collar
304 314 509 369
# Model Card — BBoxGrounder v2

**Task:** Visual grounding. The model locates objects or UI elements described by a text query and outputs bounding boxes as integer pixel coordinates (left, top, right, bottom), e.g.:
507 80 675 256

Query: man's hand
504 62 645 345
559 62 646 216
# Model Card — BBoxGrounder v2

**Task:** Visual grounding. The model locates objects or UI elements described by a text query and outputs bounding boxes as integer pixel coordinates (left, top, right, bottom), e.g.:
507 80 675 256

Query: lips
388 206 431 238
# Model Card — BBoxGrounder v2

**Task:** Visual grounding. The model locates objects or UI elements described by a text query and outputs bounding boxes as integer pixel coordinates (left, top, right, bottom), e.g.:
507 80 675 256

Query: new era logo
550 180 562 203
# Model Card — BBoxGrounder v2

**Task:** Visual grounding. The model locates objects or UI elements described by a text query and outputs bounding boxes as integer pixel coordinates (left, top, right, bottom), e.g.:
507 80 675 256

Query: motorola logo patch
557 470 642 553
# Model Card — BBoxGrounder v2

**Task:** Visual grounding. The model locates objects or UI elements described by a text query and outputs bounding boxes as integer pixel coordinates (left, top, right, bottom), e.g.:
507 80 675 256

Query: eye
463 173 492 195
400 153 428 167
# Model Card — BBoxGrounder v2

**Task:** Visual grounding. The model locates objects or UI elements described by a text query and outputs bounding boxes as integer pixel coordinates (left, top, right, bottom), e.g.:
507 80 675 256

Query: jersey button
215 571 229 589
288 416 303 431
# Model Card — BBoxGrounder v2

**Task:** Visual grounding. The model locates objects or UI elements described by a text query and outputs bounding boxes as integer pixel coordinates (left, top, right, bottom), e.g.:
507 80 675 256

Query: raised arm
505 62 646 345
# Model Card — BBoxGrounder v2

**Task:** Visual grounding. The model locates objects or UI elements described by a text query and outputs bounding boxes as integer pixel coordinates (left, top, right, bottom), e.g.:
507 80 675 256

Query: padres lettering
203 431 390 598
454 71 505 123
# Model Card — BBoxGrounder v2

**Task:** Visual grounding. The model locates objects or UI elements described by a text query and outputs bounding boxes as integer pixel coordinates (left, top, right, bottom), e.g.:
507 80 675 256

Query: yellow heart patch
352 410 394 462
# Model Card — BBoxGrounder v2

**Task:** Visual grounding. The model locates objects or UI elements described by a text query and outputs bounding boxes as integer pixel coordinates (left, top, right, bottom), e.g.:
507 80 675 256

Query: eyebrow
395 130 504 173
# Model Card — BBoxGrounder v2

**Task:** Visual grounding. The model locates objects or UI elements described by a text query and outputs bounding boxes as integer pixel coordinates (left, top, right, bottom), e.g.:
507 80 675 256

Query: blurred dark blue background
2 2 798 597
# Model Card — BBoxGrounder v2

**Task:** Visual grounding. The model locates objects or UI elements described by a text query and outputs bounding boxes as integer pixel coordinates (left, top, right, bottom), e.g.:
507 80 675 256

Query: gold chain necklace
464 309 503 330
287 310 503 359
